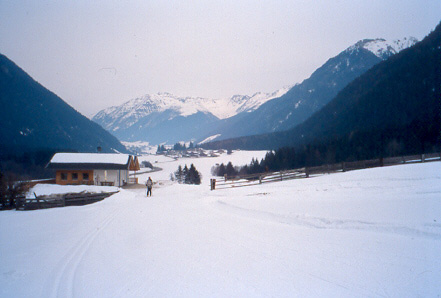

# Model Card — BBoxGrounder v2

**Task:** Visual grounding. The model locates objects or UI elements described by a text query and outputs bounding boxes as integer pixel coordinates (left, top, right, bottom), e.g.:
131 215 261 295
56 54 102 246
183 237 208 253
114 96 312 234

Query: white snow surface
1 151 440 297
50 153 132 165
26 184 119 198
198 134 222 144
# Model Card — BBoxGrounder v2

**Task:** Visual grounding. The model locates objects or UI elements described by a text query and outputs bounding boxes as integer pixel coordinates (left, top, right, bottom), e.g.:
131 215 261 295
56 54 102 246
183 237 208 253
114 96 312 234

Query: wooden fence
210 152 441 190
16 191 119 211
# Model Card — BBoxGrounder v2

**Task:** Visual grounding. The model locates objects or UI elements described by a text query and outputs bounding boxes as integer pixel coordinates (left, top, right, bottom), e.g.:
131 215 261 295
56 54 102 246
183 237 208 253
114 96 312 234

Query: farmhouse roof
46 153 138 170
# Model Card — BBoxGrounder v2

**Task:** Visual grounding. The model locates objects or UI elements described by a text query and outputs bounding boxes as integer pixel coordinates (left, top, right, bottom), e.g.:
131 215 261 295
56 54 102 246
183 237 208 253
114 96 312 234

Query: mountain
92 88 290 144
113 110 219 144
92 37 416 146
203 37 418 142
202 24 440 158
0 53 128 155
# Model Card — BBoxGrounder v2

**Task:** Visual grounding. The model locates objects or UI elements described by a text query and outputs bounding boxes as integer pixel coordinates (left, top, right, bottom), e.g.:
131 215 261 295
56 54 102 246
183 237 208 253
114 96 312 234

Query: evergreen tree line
212 118 440 177
211 157 265 178
173 164 201 185
156 145 167 153
0 149 57 179
173 142 195 151
211 162 242 177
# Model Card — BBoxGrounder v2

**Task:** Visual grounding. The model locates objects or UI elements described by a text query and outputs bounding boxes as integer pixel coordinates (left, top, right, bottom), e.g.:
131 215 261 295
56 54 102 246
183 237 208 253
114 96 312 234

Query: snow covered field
1 151 440 297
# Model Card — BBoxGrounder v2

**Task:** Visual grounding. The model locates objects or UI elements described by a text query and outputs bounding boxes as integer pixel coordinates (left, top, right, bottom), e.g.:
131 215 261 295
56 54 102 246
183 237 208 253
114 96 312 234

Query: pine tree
249 158 261 174
157 145 166 153
175 165 183 183
218 163 226 177
184 165 192 184
187 164 201 185
226 162 236 177
183 165 189 182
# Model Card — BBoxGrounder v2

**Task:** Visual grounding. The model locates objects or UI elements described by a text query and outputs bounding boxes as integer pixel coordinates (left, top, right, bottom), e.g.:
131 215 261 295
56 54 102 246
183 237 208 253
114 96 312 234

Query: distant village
153 142 231 160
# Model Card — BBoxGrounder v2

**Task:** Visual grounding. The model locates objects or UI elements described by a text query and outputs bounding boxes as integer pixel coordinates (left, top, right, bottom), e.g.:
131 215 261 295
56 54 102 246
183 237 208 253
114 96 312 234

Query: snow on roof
50 153 132 165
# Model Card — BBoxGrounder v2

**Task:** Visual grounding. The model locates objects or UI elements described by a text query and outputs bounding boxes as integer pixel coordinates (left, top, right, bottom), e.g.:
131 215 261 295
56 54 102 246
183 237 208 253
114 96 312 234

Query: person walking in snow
146 177 153 197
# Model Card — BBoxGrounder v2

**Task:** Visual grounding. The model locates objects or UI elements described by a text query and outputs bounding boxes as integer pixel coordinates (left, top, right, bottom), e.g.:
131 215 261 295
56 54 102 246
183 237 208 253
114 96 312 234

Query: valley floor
1 152 440 297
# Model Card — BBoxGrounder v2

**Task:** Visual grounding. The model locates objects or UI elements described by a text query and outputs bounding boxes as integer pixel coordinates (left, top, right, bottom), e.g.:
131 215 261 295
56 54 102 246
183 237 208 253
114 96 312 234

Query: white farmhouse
46 153 140 187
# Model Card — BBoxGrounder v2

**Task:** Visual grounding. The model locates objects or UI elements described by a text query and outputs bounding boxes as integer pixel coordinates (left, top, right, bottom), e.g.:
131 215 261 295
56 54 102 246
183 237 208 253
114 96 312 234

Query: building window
61 173 67 180
72 173 78 180
83 173 89 180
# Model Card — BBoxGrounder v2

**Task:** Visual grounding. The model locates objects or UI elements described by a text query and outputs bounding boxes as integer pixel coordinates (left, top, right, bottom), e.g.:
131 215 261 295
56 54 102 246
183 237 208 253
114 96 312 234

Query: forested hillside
203 23 441 166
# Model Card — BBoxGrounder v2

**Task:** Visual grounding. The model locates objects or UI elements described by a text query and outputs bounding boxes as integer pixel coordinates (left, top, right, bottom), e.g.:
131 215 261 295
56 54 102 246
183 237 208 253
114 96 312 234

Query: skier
146 177 153 197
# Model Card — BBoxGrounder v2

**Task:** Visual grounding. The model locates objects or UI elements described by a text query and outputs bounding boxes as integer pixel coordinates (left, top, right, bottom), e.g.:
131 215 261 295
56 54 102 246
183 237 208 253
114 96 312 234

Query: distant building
46 153 140 187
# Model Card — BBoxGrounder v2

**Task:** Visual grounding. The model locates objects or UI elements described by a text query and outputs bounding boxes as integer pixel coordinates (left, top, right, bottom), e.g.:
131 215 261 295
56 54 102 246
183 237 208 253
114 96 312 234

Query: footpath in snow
1 151 440 297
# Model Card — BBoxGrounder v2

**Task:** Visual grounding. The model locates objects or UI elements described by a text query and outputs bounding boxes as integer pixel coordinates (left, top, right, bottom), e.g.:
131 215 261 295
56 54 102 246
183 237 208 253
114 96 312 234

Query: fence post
421 154 425 162
259 175 262 184
210 179 216 191
280 172 283 181
342 162 346 172
224 174 227 182
305 168 309 178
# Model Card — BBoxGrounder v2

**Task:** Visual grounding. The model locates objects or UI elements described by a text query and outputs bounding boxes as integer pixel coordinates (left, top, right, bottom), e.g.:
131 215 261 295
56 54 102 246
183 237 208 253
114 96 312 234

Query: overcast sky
1 1 440 116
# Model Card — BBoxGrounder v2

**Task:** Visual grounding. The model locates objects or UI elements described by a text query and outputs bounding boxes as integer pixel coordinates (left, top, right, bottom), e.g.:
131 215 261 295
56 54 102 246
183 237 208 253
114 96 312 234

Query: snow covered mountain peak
92 86 291 133
347 37 418 59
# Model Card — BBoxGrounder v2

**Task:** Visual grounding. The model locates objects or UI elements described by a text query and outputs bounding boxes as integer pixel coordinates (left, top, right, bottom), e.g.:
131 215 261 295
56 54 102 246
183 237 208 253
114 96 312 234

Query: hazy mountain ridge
0 53 128 155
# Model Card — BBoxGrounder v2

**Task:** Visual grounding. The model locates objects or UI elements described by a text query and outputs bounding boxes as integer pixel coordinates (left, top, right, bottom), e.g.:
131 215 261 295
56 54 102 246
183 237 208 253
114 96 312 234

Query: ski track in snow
44 207 119 298
2 155 440 297
213 200 441 240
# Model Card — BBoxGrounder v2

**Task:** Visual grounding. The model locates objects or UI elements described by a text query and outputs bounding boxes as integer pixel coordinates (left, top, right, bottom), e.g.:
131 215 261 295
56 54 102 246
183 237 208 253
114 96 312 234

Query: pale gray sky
1 0 440 116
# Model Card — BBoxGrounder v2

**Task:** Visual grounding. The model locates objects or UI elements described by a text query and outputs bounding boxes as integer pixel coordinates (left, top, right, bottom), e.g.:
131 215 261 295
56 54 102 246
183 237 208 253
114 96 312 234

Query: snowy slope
347 37 418 59
1 152 440 297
